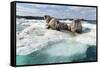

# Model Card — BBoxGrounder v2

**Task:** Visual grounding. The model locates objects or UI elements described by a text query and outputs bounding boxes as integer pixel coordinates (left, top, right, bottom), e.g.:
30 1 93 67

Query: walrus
68 19 82 33
44 15 60 30
44 15 68 31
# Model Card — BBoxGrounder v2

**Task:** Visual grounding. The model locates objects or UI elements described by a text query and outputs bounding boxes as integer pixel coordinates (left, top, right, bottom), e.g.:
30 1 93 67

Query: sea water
16 40 96 65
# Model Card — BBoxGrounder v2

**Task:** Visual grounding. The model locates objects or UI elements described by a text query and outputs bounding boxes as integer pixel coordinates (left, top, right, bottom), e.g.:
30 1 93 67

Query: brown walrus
44 15 68 31
68 19 82 33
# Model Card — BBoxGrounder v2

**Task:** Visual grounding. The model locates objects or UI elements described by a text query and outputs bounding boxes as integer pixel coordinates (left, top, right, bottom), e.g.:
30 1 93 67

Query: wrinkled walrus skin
68 19 82 33
44 15 68 31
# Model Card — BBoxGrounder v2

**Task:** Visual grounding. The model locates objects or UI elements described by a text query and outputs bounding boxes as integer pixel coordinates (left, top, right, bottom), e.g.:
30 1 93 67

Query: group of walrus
44 15 82 34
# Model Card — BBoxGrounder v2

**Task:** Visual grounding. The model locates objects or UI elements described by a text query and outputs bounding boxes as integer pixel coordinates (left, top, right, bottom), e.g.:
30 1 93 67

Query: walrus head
44 15 50 19
74 19 81 23
44 15 52 23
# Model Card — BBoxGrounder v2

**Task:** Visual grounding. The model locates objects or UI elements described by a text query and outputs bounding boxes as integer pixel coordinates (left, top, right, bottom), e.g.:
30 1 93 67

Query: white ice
16 19 96 57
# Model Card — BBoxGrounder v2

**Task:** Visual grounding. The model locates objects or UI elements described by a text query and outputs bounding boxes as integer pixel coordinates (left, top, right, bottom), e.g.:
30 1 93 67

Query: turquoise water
16 40 96 65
